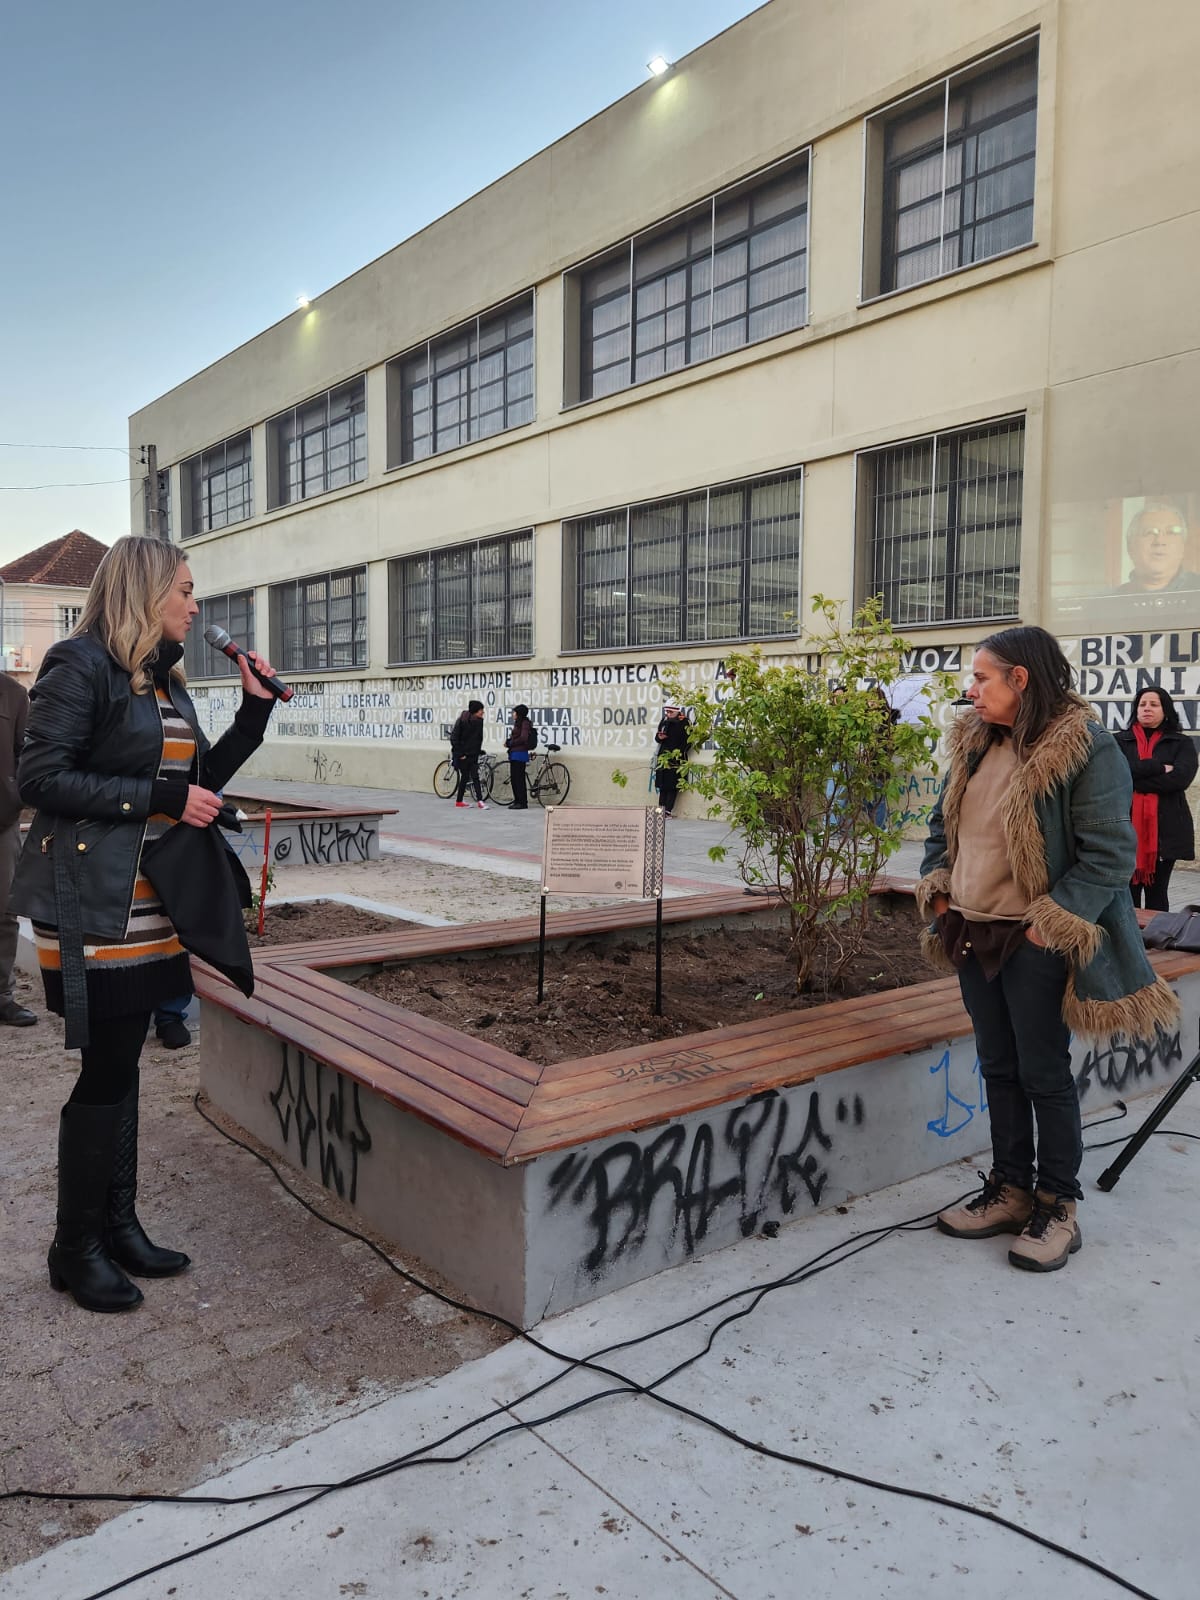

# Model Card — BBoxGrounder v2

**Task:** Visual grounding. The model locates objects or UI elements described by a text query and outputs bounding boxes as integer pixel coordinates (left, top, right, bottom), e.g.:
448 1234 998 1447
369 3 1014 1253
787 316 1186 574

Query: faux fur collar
940 698 1099 904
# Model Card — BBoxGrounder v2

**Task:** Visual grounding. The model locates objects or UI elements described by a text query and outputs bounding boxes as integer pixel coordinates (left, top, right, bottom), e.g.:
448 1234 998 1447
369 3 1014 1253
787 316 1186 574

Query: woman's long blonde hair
73 536 186 694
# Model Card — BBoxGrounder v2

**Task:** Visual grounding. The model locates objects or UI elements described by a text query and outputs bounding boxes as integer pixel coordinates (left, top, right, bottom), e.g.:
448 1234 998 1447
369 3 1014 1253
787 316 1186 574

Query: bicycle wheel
535 762 571 807
490 761 515 808
433 759 458 799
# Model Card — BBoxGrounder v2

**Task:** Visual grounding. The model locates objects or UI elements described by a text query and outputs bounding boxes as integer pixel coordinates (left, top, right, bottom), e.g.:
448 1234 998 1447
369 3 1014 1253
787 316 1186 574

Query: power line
0 477 139 490
0 442 139 454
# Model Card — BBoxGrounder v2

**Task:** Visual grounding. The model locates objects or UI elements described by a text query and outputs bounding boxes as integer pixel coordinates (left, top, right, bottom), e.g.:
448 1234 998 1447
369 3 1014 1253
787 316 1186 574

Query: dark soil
354 897 931 1065
247 899 417 947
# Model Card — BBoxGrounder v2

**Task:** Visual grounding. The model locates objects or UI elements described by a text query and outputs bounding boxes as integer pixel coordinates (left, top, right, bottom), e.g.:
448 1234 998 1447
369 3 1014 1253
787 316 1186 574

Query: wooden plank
260 966 537 1099
245 972 528 1131
205 996 513 1158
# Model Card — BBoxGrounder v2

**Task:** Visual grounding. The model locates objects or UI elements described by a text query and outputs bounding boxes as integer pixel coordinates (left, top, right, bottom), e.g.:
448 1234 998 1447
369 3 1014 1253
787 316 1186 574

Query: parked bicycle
490 745 571 808
432 751 497 800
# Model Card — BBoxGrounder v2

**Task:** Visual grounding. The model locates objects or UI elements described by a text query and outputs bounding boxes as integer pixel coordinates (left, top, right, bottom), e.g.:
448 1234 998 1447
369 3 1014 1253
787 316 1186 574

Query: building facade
0 531 109 685
129 0 1200 824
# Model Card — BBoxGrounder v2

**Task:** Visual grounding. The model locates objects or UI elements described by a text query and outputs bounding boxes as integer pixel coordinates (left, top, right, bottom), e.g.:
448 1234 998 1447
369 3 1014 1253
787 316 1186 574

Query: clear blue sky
0 0 766 566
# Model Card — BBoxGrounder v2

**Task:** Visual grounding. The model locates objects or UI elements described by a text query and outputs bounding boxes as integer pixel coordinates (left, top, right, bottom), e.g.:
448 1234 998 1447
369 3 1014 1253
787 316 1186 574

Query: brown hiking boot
1008 1191 1082 1272
937 1170 1034 1239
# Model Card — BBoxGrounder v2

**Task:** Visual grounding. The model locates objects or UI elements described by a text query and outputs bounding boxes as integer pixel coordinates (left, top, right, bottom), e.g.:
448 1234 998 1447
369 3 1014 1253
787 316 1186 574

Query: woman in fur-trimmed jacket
918 626 1178 1274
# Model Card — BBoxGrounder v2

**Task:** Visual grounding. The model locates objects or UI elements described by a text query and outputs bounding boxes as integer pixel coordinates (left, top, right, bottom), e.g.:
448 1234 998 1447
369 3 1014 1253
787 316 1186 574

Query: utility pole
143 444 162 539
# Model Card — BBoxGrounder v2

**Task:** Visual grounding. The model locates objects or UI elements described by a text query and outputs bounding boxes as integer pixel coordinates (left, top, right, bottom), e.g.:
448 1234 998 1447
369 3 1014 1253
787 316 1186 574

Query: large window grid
389 531 533 664
268 379 366 508
269 567 367 671
872 40 1038 296
566 470 802 650
56 605 83 640
183 432 252 535
391 296 534 465
862 418 1024 627
183 590 255 679
575 154 810 402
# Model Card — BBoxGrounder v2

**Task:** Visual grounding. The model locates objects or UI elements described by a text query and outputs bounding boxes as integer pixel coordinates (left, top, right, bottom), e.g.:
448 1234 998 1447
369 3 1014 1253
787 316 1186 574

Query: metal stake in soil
537 893 547 1005
655 894 663 1015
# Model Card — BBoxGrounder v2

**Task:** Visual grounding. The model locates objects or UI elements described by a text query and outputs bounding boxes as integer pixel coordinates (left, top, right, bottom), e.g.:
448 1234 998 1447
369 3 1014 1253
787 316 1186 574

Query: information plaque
541 806 666 899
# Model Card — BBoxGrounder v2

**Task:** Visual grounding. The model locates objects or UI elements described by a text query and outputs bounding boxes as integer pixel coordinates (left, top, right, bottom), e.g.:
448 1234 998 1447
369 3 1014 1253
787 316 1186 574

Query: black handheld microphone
202 624 294 702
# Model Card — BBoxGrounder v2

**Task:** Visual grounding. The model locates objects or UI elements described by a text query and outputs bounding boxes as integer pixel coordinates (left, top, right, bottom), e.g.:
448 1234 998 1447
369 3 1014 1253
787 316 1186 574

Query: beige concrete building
130 0 1200 823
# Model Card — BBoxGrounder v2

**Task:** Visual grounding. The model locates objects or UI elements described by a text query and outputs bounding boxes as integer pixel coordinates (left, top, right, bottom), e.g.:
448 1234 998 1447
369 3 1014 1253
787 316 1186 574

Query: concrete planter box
199 902 1200 1327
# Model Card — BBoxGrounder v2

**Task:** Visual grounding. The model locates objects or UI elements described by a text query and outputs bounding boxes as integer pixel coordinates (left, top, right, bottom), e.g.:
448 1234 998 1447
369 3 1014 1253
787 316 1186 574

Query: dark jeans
455 755 482 802
1130 860 1175 912
69 1012 152 1106
509 758 528 808
655 766 680 814
957 939 1082 1201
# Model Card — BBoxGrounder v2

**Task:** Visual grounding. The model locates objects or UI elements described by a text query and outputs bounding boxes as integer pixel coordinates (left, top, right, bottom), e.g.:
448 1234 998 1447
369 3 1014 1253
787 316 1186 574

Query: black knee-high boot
48 1102 143 1312
105 1077 190 1278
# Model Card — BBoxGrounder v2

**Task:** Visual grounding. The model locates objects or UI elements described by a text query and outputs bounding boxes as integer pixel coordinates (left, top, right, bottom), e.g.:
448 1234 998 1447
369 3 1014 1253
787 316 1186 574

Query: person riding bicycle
450 700 486 809
505 703 537 810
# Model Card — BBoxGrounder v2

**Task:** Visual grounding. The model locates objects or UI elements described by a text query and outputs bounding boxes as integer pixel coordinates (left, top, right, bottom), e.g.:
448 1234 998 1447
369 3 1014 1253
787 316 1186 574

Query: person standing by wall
0 668 35 1027
450 699 487 809
506 703 536 810
653 704 690 818
1114 685 1198 911
10 536 278 1313
919 626 1177 1272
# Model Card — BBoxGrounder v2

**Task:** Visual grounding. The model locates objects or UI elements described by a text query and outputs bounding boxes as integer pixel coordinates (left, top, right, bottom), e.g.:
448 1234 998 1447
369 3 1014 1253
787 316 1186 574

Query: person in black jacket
450 699 486 808
505 703 536 809
1115 685 1198 911
653 704 690 818
0 670 36 1026
9 536 277 1313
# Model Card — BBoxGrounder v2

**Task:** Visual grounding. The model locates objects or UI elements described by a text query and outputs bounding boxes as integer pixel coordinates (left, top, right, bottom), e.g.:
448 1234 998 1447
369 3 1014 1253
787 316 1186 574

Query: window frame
386 292 535 468
562 468 804 653
267 378 367 510
181 431 253 537
861 34 1039 303
183 589 256 679
268 566 368 673
565 149 811 407
387 529 534 665
855 414 1026 630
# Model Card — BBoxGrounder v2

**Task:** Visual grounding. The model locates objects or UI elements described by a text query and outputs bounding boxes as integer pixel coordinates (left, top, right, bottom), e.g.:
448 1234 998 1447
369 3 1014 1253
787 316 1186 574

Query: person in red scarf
1114 686 1198 910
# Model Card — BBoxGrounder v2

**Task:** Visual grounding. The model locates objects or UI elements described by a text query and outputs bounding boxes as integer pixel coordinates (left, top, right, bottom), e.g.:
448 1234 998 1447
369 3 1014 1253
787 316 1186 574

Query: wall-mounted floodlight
647 55 672 77
296 295 311 310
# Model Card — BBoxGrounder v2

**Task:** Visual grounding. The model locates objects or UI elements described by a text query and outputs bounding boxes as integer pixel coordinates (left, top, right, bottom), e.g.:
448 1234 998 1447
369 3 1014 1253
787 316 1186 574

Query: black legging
68 1011 151 1106
1130 860 1176 913
455 756 482 803
509 758 529 808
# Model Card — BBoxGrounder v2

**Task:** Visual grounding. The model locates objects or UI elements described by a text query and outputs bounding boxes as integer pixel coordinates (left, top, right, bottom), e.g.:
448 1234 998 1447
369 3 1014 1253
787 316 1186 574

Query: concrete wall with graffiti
523 974 1200 1318
201 966 1199 1327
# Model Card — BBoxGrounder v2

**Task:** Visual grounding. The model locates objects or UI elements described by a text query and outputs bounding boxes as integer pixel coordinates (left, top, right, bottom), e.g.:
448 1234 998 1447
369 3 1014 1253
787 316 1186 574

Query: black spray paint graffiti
270 1045 372 1203
311 749 344 783
271 819 377 865
547 1087 865 1276
1074 1029 1183 1096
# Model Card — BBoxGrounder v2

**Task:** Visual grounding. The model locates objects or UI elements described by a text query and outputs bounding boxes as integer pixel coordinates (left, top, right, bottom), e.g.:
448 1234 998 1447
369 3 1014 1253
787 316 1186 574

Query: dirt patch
354 898 930 1066
248 899 416 947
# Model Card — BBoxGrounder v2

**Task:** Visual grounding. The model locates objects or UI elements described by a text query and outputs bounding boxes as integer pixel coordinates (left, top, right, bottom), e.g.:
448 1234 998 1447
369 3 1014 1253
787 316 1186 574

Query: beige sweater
949 738 1030 922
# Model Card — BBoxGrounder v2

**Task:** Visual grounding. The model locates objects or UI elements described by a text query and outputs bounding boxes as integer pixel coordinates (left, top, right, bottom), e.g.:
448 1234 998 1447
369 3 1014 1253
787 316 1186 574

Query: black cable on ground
3 1091 1177 1600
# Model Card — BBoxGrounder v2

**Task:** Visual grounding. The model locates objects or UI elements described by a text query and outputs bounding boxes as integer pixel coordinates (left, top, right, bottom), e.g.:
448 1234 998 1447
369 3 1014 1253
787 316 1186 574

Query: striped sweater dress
34 685 196 1023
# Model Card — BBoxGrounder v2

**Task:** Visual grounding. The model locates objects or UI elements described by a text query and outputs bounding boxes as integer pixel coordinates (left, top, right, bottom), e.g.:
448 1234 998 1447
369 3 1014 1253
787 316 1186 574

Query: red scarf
1131 723 1162 885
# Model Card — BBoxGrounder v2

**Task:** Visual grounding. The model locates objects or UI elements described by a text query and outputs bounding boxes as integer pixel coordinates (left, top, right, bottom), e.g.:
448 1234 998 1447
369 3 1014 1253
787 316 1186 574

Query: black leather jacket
10 633 272 941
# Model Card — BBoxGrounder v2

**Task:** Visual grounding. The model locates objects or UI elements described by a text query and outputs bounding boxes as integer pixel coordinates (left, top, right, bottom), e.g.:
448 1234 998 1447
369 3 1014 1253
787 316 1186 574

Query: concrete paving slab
6 1085 1195 1600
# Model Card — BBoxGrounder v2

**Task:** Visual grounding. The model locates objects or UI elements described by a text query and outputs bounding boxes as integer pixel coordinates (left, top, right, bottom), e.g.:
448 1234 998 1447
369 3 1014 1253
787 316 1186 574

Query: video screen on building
1050 492 1200 631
